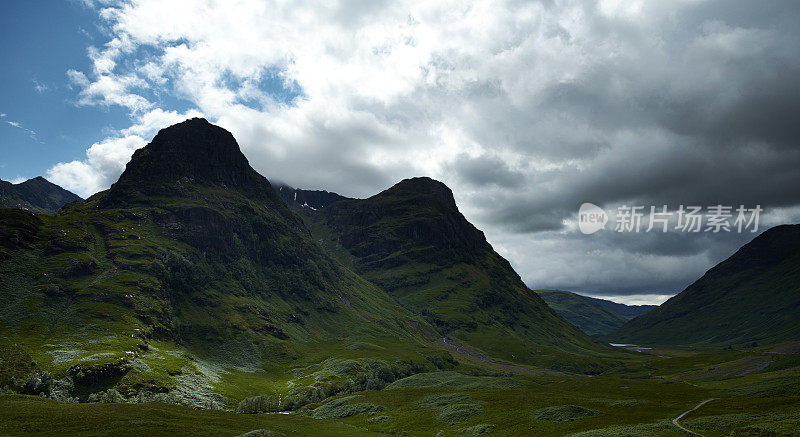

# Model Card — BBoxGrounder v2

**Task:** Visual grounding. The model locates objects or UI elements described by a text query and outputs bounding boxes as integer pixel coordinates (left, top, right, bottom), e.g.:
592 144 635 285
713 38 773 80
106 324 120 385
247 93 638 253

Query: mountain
610 224 800 346
284 177 612 371
535 290 631 336
0 176 81 213
0 119 432 407
0 117 619 415
588 297 657 320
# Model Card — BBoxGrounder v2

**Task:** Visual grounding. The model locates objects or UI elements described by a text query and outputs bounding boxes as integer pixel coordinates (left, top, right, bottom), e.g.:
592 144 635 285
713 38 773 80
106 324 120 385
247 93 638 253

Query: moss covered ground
1 342 798 436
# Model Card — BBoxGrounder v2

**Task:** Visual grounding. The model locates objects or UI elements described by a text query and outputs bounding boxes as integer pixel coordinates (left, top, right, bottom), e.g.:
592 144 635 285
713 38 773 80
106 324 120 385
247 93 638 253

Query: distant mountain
0 176 81 213
284 177 612 372
586 296 657 320
535 290 631 336
610 224 800 346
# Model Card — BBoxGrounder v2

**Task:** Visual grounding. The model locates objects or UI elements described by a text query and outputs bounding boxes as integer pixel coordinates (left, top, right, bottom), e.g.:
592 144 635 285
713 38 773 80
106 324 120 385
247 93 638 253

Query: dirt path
672 398 716 436
438 337 559 375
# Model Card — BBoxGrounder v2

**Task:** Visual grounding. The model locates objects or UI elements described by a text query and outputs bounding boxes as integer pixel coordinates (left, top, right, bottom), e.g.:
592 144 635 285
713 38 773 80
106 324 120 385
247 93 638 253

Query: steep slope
290 178 613 371
0 119 433 406
535 290 630 336
0 177 81 213
610 224 800 346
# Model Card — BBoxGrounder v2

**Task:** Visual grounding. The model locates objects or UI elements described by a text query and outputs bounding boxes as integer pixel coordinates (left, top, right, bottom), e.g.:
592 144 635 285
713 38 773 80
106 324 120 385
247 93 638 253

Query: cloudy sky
2 0 799 304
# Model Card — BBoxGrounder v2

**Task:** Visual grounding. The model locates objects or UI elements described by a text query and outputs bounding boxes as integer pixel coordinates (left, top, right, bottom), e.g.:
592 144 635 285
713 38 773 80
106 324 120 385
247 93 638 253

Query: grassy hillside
289 178 616 373
610 224 800 347
0 119 440 410
535 290 630 337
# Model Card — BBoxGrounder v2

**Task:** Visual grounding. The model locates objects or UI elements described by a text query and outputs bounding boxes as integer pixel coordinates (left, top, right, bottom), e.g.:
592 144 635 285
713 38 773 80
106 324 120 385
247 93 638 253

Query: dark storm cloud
459 0 800 242
494 226 764 297
450 153 525 188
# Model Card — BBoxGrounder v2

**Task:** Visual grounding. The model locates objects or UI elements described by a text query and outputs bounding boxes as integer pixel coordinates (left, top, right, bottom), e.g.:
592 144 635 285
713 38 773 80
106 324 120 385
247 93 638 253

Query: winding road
672 398 716 436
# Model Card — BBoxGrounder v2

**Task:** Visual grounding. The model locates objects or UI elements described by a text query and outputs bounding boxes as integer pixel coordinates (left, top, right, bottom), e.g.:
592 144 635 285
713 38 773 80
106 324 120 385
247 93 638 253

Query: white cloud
594 294 672 306
120 107 204 137
67 69 90 87
46 108 201 197
48 135 145 198
55 0 800 297
33 79 48 94
5 119 40 142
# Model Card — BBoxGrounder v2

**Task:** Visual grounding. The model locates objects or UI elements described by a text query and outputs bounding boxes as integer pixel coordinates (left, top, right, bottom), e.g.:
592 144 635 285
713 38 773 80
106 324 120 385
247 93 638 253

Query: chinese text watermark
578 203 762 235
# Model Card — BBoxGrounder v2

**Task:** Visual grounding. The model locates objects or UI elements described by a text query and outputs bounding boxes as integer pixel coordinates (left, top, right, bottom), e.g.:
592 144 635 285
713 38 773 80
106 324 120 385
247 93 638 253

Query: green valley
0 119 798 436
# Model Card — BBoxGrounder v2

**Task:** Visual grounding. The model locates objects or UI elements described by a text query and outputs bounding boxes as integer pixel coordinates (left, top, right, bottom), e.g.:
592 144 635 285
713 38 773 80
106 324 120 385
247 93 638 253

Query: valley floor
1 342 799 436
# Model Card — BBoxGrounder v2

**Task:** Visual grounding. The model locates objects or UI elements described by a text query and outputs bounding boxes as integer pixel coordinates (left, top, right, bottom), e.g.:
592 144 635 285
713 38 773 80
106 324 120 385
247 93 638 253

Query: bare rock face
103 118 278 205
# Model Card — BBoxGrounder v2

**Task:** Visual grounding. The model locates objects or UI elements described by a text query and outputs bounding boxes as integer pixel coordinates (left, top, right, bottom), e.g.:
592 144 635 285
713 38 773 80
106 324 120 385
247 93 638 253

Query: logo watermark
578 203 762 235
578 202 608 235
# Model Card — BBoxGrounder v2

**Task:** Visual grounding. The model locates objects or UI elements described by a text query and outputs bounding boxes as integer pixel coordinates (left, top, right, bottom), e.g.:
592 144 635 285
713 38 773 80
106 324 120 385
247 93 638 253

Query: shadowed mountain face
0 177 81 213
535 290 632 337
610 224 800 346
0 118 617 410
0 119 427 369
325 178 491 269
285 177 612 370
0 119 450 410
104 118 277 206
97 119 311 262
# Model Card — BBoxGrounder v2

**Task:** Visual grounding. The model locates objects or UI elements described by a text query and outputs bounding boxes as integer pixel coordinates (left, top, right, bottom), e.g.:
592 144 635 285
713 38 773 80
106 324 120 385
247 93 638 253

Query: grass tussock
684 412 800 435
307 395 384 419
566 420 677 436
727 376 800 398
531 405 599 422
458 424 496 435
386 371 519 390
417 393 483 423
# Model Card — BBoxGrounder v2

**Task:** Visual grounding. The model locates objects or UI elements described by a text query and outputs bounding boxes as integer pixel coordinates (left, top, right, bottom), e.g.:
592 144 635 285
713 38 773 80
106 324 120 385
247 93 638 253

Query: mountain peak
104 118 273 203
127 117 249 177
325 176 492 270
18 176 48 185
379 177 457 208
